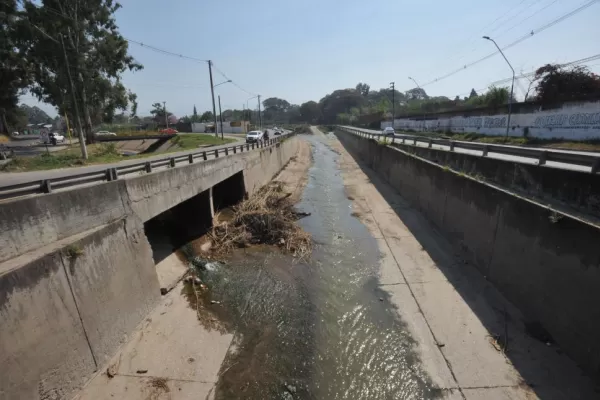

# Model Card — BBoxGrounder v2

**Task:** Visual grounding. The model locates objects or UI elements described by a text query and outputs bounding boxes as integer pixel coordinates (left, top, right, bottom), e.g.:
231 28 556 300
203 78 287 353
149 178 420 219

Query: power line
452 53 600 98
124 38 208 63
211 62 257 96
495 0 559 39
420 0 599 87
425 0 538 75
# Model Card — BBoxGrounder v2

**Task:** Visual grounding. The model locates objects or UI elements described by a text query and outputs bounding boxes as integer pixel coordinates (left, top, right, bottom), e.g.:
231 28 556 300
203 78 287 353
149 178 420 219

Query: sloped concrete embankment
0 137 298 399
335 131 600 382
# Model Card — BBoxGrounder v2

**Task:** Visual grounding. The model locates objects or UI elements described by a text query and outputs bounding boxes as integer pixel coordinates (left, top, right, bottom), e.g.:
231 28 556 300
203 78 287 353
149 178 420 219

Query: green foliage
65 244 84 259
533 64 600 104
200 111 214 122
11 0 142 141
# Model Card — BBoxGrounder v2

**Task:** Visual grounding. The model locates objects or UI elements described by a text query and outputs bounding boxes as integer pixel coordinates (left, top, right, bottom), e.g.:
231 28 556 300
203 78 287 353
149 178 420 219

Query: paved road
343 126 599 173
0 130 285 187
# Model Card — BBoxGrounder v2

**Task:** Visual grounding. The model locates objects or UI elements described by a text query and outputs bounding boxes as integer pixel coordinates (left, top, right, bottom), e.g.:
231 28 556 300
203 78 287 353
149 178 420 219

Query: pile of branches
208 182 311 258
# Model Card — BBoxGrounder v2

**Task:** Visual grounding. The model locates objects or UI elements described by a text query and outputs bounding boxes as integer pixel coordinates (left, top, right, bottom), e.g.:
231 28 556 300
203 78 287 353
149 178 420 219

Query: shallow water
188 135 440 399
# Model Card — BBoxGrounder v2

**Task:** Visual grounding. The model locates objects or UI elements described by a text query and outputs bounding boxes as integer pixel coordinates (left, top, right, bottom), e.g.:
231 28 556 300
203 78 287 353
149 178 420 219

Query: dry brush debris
208 182 312 258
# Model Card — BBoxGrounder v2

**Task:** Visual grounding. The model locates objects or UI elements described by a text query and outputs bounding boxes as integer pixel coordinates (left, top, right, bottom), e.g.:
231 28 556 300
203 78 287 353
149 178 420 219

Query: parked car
95 130 117 137
43 132 65 145
382 127 395 137
11 131 19 136
274 129 282 136
246 130 264 143
159 128 178 134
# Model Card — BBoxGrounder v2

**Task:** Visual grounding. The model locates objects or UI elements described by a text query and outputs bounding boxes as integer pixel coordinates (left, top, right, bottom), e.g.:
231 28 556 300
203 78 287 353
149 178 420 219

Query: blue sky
22 0 600 118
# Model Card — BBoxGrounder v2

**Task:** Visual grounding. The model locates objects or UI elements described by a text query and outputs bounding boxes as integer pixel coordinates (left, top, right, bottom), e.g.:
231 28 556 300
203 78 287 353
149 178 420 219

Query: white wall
191 122 247 134
382 102 600 140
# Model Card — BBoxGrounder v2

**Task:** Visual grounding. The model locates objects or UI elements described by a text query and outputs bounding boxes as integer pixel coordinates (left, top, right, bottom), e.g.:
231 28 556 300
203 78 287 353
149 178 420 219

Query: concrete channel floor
326 128 599 400
74 131 597 400
73 279 232 400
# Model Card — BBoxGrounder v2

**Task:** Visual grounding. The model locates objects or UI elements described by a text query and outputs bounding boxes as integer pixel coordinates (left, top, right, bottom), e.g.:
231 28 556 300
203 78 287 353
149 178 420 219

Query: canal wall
0 137 299 399
336 130 600 380
389 141 600 220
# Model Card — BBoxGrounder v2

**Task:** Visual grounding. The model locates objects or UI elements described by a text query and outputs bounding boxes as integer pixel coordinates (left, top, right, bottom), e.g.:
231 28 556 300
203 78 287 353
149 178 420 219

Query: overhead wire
419 0 599 87
16 2 256 97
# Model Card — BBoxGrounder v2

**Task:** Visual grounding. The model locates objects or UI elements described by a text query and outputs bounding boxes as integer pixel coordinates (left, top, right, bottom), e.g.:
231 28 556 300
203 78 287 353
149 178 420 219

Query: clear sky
21 0 600 118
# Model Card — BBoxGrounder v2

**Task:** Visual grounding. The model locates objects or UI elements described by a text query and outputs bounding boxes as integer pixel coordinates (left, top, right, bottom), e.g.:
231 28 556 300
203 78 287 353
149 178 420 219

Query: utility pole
257 95 262 130
163 101 168 128
409 76 425 132
218 95 224 140
483 36 514 142
390 82 395 129
208 60 219 138
60 34 87 159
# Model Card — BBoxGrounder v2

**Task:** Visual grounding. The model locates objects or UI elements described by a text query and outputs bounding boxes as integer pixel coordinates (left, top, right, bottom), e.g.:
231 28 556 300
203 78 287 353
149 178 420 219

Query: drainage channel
187 135 441 399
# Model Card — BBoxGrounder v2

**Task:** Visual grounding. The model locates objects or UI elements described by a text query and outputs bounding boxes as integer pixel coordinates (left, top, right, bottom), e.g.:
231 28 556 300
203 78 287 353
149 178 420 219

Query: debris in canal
208 182 312 258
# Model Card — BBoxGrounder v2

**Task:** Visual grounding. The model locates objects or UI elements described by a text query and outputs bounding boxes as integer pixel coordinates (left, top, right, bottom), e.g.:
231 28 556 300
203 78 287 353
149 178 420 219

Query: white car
246 130 264 143
43 132 65 144
382 127 395 137
95 130 117 137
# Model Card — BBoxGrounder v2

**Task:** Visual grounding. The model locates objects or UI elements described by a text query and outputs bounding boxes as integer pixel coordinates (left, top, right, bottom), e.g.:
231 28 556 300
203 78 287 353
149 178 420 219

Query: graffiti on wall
534 112 600 128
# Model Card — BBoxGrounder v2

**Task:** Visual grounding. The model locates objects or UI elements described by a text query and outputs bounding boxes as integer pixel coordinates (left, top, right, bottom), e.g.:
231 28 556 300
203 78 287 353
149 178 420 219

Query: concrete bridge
0 136 299 399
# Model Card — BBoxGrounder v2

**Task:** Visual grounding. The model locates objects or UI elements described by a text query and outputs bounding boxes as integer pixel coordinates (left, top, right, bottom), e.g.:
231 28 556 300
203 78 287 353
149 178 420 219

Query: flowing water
187 135 441 399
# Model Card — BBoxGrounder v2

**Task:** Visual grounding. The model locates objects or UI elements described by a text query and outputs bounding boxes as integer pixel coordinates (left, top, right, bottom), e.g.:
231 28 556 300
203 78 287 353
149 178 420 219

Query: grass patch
170 133 234 149
1 134 235 172
0 134 9 143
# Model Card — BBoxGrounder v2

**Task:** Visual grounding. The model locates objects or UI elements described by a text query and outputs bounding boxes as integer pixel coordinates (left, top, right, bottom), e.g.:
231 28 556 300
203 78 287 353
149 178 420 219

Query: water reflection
187 135 441 399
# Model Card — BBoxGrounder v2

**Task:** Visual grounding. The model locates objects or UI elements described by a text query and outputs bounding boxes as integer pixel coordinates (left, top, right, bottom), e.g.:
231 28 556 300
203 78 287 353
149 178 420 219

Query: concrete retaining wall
389 142 600 220
382 101 600 140
336 130 600 380
0 217 159 400
0 136 298 399
0 137 299 263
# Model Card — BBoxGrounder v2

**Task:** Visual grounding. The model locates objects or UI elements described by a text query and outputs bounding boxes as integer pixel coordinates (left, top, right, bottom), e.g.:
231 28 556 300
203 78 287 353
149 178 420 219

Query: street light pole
208 60 218 138
163 101 168 128
408 76 425 132
390 82 395 129
218 95 224 140
257 95 262 130
483 36 515 141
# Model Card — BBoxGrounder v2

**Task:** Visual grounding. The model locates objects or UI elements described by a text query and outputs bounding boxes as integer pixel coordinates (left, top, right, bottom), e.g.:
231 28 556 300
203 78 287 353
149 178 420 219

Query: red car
159 128 178 134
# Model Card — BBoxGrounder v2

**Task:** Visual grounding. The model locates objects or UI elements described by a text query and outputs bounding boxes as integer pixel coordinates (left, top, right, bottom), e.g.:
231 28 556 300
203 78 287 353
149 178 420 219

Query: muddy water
189 135 440 399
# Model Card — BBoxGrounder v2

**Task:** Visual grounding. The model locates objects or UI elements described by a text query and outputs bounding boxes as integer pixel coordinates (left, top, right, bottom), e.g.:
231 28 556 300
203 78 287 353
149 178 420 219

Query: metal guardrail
338 126 600 174
0 135 292 201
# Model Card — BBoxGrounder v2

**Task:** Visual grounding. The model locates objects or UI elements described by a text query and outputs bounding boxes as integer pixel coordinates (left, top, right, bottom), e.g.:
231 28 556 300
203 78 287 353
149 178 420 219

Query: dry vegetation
207 182 311 259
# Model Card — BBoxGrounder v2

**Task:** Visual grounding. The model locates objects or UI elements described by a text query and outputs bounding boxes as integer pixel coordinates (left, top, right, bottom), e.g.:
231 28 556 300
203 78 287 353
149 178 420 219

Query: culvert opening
144 189 213 264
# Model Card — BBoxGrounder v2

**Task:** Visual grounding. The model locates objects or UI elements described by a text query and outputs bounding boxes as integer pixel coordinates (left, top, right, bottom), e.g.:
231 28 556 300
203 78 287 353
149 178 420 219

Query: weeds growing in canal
208 182 312 258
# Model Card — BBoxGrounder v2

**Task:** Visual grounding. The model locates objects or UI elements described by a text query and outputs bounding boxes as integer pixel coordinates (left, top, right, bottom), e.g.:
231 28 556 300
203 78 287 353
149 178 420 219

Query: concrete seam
346 140 466 399
115 373 216 384
486 206 502 278
59 253 99 369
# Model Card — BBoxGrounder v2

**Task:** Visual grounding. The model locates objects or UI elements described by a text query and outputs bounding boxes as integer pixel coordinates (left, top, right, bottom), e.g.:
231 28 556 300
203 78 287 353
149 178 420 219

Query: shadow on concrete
335 134 599 400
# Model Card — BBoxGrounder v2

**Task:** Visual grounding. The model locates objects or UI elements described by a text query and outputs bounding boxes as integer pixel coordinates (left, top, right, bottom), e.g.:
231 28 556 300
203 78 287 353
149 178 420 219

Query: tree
128 92 138 117
299 101 320 123
355 82 370 97
193 105 198 118
200 111 214 122
0 0 31 133
262 97 290 113
18 0 142 143
533 64 600 104
318 89 368 123
405 87 429 101
468 88 478 99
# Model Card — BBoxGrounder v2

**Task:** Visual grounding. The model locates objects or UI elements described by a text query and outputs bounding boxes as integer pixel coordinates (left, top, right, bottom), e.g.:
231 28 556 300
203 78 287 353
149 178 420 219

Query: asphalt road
0 130 285 187
343 126 599 173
